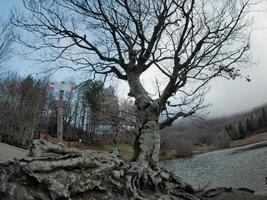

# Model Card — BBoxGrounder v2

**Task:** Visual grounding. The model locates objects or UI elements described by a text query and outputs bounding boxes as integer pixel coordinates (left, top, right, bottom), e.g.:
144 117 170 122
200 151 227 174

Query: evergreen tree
238 122 247 139
82 80 120 136
258 118 264 129
262 108 266 120
224 123 232 132
246 118 252 134
225 123 239 140
262 108 267 127
250 115 255 132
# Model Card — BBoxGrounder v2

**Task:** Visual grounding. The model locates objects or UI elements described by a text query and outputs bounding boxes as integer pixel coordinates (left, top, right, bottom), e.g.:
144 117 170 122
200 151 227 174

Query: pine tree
262 108 266 120
262 108 267 127
250 115 255 132
238 122 247 139
225 123 239 140
225 123 231 132
258 118 264 129
246 118 252 134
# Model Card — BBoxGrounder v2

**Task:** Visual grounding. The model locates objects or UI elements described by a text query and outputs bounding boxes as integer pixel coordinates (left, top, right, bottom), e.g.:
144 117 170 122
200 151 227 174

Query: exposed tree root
0 140 261 200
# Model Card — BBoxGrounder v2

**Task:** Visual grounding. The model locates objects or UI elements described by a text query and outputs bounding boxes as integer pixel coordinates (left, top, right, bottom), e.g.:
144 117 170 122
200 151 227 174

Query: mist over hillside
160 102 267 147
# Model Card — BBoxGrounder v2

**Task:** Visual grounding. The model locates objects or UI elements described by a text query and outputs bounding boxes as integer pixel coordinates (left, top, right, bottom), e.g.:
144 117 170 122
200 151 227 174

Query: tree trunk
127 72 160 166
132 106 160 166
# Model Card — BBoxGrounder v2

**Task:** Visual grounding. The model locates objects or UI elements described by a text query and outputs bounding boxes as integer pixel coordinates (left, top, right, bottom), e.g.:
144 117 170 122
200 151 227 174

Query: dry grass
230 132 267 148
40 133 134 160
90 143 134 160
193 132 267 155
192 144 212 154
40 133 88 150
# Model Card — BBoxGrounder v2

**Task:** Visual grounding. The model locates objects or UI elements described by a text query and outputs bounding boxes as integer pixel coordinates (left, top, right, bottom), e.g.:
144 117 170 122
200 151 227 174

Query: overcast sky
206 1 267 118
1 0 267 118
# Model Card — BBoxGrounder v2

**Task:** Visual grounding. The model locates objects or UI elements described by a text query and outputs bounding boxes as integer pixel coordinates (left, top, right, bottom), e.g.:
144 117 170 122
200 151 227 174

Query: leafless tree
0 19 13 67
0 75 48 147
13 0 252 165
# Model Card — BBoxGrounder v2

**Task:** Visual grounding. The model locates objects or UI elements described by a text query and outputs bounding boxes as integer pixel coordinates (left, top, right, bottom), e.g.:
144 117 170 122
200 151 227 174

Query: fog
206 3 267 118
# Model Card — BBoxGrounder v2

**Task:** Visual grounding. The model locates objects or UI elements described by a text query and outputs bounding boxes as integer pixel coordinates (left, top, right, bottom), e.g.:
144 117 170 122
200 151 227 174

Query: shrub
212 131 231 148
174 138 193 157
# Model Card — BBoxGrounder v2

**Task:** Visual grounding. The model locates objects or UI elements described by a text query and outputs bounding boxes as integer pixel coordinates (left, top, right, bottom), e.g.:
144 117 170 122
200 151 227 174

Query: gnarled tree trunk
128 72 161 166
132 101 161 166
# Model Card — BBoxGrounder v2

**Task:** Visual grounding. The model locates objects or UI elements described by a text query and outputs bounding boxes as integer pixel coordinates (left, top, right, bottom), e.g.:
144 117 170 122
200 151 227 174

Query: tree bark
127 72 161 165
132 107 160 166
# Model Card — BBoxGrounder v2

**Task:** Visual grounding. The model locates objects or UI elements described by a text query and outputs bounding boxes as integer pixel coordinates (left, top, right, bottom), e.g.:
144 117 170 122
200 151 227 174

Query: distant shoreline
193 132 267 154
160 132 267 160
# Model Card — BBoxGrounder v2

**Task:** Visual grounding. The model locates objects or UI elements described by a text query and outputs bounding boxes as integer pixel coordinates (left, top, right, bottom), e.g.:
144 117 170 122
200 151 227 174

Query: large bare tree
13 0 251 166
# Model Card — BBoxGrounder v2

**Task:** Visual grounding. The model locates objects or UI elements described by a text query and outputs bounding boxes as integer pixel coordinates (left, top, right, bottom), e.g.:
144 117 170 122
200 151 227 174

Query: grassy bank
230 132 267 148
192 132 267 155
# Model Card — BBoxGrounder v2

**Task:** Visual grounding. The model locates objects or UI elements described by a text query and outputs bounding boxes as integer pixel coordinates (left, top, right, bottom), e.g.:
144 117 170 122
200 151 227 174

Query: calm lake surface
161 142 267 195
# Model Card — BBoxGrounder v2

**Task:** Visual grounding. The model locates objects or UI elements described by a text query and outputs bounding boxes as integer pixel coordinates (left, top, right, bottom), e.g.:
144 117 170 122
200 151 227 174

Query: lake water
161 142 267 195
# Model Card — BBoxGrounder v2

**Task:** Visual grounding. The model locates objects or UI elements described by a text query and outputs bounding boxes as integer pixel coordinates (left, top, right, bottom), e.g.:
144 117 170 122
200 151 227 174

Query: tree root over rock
0 139 263 200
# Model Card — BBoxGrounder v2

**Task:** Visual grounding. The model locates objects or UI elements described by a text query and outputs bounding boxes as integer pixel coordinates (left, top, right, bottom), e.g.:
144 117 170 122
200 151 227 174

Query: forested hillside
160 104 267 157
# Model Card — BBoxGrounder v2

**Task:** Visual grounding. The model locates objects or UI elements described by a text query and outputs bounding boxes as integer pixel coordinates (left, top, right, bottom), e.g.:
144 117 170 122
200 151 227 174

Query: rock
160 171 170 179
112 170 123 178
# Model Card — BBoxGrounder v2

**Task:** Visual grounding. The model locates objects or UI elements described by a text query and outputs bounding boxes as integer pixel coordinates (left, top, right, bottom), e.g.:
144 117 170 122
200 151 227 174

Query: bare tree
13 0 251 165
0 74 48 147
0 19 13 67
